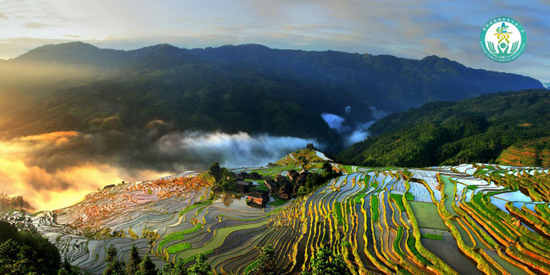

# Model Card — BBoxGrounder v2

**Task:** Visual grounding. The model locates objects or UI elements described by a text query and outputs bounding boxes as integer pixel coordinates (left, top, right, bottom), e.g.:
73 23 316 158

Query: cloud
321 113 348 134
25 22 51 29
345 121 376 147
0 128 317 211
0 131 166 211
154 131 319 168
322 106 389 147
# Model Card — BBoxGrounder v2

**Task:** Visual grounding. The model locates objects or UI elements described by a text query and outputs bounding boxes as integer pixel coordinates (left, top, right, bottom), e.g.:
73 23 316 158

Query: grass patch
341 240 351 247
390 193 406 211
334 202 344 226
405 192 414 201
354 193 368 204
393 226 406 257
158 223 204 252
269 197 288 207
244 259 259 274
179 200 212 217
422 233 443 240
177 220 268 261
352 185 370 204
441 176 457 215
408 201 447 230
255 181 270 192
406 234 431 266
466 185 478 191
166 242 191 254
371 196 379 223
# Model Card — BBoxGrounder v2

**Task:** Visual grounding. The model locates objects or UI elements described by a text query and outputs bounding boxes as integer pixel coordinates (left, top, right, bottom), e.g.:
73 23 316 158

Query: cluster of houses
234 169 309 207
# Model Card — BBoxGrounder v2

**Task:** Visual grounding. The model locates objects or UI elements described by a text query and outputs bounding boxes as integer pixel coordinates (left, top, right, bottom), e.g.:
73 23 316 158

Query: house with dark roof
247 190 269 207
278 183 293 200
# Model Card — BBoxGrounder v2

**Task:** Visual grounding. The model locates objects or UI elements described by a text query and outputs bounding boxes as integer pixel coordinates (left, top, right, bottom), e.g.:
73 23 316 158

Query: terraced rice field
9 158 550 274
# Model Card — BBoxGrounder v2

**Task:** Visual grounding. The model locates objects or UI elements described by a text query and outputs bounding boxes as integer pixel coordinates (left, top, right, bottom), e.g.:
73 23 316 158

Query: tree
0 233 61 275
136 255 157 275
60 256 79 275
304 246 349 275
322 161 333 175
0 193 6 211
306 143 316 150
104 245 125 275
16 196 24 211
158 258 188 275
106 244 118 262
299 156 308 169
0 220 18 243
126 244 141 275
188 253 211 275
0 221 61 274
103 259 125 275
0 239 32 274
208 162 222 183
250 245 281 275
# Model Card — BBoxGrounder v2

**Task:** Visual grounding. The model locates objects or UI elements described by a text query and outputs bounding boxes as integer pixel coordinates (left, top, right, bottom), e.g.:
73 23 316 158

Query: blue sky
0 0 548 82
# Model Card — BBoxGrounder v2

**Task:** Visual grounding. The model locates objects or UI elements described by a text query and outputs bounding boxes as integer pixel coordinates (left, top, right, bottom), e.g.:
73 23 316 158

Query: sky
0 0 548 82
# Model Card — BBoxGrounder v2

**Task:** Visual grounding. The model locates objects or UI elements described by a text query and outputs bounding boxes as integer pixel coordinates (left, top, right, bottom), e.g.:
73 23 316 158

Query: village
230 169 310 207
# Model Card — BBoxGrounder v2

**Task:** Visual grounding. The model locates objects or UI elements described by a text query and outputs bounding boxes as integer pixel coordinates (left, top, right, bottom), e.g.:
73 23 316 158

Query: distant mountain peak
233 44 271 49
21 41 99 56
121 45 201 75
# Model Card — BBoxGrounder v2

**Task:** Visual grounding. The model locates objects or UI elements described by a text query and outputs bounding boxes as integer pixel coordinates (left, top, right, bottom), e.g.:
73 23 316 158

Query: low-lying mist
0 128 318 211
322 106 389 147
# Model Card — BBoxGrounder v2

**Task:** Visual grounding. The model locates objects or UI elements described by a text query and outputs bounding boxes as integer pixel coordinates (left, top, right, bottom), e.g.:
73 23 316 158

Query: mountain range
0 42 544 153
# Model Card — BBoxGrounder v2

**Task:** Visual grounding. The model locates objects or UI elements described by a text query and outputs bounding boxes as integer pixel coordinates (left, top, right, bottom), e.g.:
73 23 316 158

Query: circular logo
480 16 526 63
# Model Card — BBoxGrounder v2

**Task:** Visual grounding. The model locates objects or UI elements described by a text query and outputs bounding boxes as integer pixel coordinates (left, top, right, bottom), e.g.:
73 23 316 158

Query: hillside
0 45 369 149
275 148 332 167
498 138 550 167
338 89 550 167
188 45 543 112
4 156 550 274
0 42 543 135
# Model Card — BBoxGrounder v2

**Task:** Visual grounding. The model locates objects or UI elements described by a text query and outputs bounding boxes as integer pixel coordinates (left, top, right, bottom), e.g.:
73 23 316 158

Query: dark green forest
338 89 550 167
0 220 61 274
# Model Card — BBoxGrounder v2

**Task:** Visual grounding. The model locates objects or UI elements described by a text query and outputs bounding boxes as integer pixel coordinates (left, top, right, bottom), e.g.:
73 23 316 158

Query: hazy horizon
0 0 548 82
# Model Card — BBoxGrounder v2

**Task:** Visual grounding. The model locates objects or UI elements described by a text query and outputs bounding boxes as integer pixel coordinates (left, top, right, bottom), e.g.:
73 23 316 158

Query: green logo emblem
480 16 526 63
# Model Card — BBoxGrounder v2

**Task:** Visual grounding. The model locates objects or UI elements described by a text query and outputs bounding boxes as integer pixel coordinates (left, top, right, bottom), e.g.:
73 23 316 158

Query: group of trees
297 161 342 195
0 220 62 274
248 245 281 275
0 194 32 212
248 245 349 275
303 246 350 275
103 245 212 275
208 162 236 191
